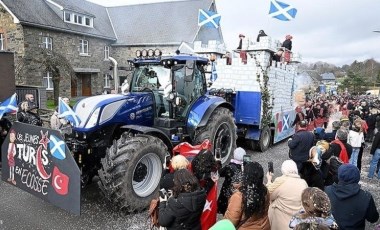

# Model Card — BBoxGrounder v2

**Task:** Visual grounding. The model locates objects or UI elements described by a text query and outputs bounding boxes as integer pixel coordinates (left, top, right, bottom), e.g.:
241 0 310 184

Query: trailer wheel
194 107 237 165
258 126 271 152
98 134 167 212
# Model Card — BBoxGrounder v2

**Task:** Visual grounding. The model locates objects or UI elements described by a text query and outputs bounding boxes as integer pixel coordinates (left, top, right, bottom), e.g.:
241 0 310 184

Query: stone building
0 0 223 100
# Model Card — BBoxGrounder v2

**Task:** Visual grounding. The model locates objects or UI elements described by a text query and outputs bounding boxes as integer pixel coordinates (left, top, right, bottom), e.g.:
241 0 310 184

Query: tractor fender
187 95 234 138
120 125 173 150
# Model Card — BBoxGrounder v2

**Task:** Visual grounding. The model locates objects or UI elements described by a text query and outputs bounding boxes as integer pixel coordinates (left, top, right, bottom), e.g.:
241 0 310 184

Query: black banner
1 122 81 215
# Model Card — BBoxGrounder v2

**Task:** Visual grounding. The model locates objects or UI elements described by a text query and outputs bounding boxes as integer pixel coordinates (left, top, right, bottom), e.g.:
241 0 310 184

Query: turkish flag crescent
52 166 70 195
201 182 217 230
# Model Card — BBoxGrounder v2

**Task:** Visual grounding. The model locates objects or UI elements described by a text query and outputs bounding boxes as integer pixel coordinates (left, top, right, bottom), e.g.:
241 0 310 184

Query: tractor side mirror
185 60 194 82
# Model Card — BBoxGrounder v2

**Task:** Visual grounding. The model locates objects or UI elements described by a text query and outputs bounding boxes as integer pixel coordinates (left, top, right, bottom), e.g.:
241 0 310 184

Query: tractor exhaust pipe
108 56 118 93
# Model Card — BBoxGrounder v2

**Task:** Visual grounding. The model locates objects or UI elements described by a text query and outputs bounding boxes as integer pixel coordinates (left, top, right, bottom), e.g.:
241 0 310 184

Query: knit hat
210 219 235 230
301 187 331 218
338 164 360 184
335 128 348 140
332 121 341 130
231 147 246 164
340 115 349 122
281 160 298 175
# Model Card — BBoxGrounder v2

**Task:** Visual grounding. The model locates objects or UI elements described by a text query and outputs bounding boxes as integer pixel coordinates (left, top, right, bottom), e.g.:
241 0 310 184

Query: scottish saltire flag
210 62 218 82
198 9 221 28
58 97 81 127
49 134 66 160
269 0 298 21
0 93 18 119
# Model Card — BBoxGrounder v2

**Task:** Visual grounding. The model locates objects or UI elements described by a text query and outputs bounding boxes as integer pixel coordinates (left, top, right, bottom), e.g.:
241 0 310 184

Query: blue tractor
67 54 236 212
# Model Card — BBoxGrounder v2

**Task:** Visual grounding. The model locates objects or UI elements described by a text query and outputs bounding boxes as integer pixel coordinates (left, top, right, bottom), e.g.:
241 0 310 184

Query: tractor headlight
85 107 100 128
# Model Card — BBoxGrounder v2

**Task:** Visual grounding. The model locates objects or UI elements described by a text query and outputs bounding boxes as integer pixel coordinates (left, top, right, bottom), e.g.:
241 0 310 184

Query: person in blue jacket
325 164 379 230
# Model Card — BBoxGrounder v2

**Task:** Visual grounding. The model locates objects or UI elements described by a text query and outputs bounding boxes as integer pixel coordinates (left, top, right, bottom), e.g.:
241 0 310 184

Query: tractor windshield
131 65 170 92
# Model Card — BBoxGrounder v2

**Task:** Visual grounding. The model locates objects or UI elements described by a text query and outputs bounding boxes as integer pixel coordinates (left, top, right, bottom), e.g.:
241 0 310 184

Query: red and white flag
201 182 217 230
52 166 69 195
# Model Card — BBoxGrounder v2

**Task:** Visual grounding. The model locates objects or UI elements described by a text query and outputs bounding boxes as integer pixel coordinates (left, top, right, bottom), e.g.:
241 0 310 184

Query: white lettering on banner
23 133 39 145
16 144 49 166
20 168 48 195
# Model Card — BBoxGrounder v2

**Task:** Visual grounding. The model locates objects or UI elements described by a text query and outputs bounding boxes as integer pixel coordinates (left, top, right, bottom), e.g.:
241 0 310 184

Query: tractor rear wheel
98 133 168 212
194 107 237 165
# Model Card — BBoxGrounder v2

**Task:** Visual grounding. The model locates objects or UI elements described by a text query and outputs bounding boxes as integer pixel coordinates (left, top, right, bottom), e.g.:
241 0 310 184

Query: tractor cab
127 55 209 142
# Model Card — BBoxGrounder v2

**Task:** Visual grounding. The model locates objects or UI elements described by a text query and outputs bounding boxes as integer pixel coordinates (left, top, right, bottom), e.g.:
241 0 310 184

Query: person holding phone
217 147 245 215
158 169 206 230
266 160 308 230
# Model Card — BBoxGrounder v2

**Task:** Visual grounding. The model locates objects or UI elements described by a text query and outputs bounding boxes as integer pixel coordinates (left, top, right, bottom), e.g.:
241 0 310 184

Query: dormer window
64 11 93 27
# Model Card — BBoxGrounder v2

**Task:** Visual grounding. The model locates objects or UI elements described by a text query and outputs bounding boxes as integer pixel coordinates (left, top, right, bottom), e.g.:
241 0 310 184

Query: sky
87 0 380 67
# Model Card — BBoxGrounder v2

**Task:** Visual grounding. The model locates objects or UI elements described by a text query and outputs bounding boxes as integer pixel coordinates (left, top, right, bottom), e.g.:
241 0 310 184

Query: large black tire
258 126 271 152
194 107 237 165
98 133 168 212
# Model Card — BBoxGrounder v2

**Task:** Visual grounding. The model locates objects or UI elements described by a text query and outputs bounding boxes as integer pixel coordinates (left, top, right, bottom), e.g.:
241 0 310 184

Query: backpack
148 198 160 229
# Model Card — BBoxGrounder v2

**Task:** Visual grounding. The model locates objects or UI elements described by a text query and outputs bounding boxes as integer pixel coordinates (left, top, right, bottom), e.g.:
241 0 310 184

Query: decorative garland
252 52 273 128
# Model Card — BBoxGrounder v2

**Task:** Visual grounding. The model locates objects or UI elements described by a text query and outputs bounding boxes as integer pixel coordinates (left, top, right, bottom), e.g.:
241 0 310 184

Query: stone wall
20 26 114 98
0 5 25 82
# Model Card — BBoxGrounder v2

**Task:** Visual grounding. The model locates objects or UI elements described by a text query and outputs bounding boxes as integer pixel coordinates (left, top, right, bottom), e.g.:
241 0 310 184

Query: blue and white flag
49 134 66 160
58 97 81 127
0 93 18 119
269 0 297 21
198 9 221 29
210 62 218 82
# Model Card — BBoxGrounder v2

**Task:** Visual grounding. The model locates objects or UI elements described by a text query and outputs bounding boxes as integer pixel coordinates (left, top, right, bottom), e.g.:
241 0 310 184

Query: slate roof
321 72 336 81
1 0 116 40
107 0 222 46
1 0 223 45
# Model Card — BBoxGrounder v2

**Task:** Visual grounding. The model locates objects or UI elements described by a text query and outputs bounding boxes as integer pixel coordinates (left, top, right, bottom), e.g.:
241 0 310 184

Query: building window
79 39 88 55
104 74 111 88
43 72 53 90
0 33 5 51
42 36 53 50
63 10 93 27
104 46 109 60
64 12 71 21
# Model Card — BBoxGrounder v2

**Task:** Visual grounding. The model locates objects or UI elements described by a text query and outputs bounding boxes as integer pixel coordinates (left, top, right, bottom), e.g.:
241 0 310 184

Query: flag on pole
198 9 221 28
269 0 297 21
58 97 81 127
210 62 218 82
201 182 218 230
0 93 18 119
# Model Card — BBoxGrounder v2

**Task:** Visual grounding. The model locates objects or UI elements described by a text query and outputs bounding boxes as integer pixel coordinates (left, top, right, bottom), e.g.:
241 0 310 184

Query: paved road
1 139 379 230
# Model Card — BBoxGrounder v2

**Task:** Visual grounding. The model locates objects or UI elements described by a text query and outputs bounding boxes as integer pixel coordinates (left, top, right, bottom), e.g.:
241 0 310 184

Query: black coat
325 183 379 230
158 189 206 230
299 161 325 191
322 141 353 186
288 130 315 164
217 162 242 215
282 39 292 50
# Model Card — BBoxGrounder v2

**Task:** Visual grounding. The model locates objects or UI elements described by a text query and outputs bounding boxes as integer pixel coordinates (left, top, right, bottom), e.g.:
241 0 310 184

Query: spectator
368 130 380 180
0 116 12 166
325 164 379 230
266 160 308 230
289 187 338 229
256 30 267 42
322 128 352 186
224 161 271 230
324 121 340 142
288 120 315 171
217 147 244 215
299 141 329 190
158 169 206 230
292 106 305 131
347 122 364 167
160 154 190 191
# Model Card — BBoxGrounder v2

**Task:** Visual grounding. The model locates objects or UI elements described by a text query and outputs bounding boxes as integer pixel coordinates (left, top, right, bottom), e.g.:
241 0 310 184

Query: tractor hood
73 93 154 131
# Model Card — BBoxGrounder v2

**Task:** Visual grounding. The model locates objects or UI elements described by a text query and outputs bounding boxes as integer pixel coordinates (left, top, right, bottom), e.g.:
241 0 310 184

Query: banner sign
1 122 81 215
